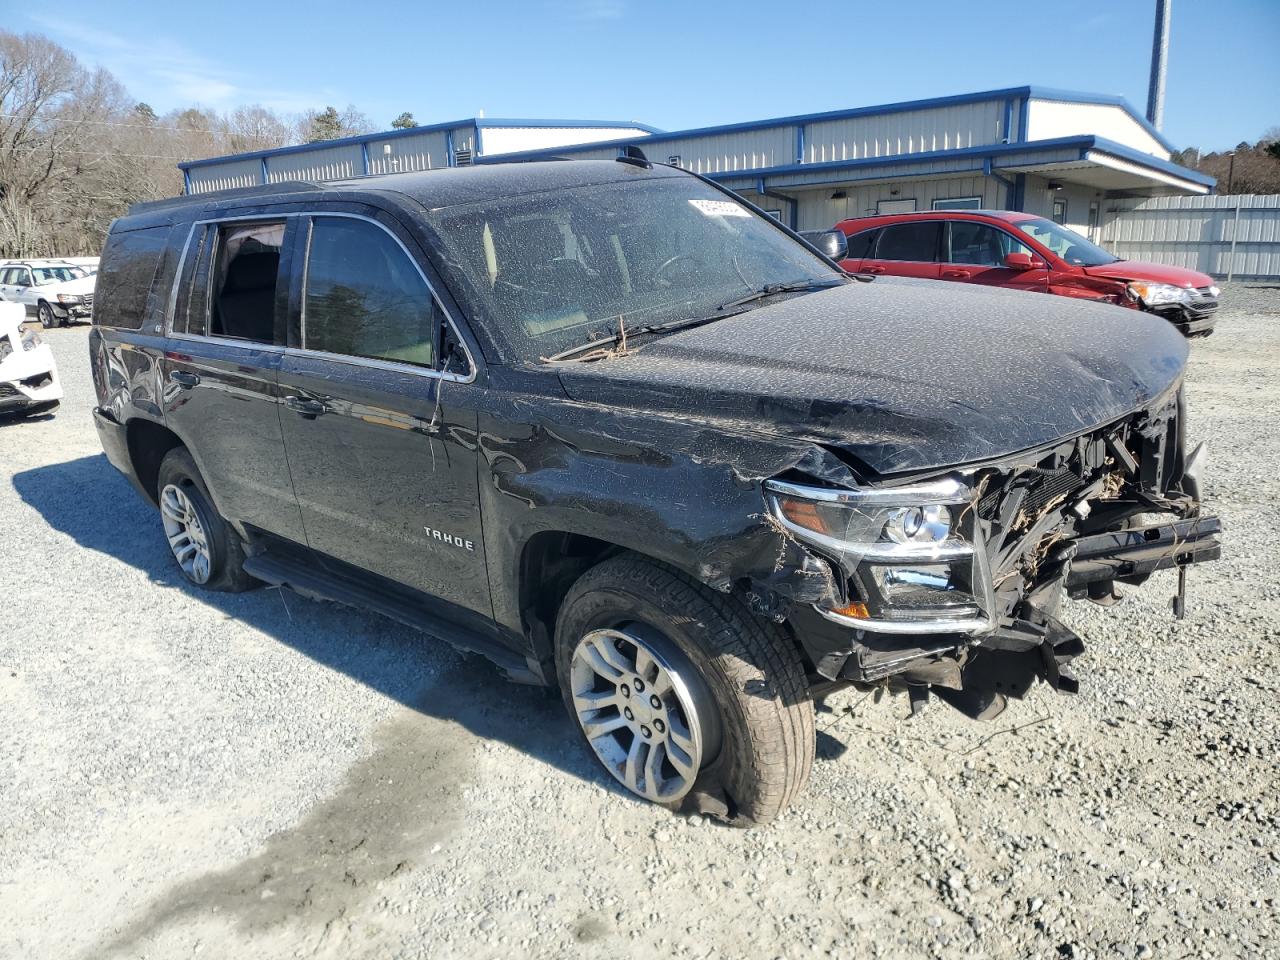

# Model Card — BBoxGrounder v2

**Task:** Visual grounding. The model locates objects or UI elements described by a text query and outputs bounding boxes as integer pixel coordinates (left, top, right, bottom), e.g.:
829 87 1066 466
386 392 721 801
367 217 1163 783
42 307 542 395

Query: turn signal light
828 601 870 619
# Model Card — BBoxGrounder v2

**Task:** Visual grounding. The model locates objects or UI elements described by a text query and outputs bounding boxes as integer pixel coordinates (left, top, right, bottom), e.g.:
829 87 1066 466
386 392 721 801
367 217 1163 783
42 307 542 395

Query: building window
1052 198 1068 225
876 198 917 215
932 196 983 211
764 209 783 221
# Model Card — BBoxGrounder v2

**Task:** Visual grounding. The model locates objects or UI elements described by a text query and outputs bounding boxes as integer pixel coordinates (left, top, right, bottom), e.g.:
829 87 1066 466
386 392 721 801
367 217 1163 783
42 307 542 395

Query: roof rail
128 179 326 214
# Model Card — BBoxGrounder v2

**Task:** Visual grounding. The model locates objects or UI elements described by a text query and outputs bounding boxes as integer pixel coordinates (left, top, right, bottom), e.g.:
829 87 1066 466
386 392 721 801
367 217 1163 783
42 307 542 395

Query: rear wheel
555 555 815 826
156 448 256 592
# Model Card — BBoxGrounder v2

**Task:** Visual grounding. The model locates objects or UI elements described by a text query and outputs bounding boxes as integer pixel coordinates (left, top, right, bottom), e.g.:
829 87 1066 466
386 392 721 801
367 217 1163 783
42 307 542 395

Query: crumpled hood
1083 259 1214 288
556 278 1188 477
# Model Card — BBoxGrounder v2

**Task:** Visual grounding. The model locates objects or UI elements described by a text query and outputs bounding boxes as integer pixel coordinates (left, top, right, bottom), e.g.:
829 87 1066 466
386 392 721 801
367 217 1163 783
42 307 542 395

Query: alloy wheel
160 483 212 584
569 626 720 803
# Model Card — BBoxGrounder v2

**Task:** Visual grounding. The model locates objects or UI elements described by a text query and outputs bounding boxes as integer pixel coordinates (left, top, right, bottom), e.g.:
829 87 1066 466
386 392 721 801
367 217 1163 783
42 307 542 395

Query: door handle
285 395 329 418
862 265 886 275
169 370 200 389
942 269 971 279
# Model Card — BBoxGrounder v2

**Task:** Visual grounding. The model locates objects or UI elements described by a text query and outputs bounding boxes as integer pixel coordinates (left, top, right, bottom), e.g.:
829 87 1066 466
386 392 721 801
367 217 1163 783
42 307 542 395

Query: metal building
178 86 1213 240
179 117 660 194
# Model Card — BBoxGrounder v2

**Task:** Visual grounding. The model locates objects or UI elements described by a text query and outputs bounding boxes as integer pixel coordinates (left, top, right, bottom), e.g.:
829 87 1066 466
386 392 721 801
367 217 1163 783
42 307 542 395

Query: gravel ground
1 284 1278 960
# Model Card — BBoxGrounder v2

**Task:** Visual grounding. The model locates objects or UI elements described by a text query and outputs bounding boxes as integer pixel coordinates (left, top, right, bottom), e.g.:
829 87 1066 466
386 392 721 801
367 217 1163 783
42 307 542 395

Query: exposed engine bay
769 384 1222 720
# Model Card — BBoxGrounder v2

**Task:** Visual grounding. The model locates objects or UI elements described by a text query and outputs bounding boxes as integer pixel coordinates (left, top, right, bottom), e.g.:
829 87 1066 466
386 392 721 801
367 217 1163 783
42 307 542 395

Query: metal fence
1100 194 1280 281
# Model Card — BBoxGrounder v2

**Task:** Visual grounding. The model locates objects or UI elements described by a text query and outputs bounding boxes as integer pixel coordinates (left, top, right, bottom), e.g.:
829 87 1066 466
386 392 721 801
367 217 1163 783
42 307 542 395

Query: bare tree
0 29 376 256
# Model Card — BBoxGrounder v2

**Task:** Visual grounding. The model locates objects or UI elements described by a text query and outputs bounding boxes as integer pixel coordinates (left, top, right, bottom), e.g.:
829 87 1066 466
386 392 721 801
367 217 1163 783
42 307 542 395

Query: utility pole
1227 151 1236 194
1147 0 1171 129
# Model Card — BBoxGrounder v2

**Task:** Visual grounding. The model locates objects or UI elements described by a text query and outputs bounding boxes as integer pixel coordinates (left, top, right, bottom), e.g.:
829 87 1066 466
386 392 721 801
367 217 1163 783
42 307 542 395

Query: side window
207 222 285 343
873 221 942 262
946 221 1035 266
93 225 171 329
172 225 212 336
844 229 878 260
0 268 11 284
302 217 439 369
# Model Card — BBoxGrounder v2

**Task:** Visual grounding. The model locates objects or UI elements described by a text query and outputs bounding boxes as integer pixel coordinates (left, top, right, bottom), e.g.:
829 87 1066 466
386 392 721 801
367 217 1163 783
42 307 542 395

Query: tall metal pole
1147 0 1171 129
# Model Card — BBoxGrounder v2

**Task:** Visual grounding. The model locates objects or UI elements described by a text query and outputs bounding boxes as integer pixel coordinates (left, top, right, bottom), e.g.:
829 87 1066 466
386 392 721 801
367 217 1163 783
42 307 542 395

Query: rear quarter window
93 225 175 330
843 229 878 260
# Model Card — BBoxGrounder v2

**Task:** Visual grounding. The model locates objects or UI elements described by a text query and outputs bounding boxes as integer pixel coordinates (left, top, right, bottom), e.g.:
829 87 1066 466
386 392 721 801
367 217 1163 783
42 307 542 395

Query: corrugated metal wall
1101 194 1280 280
187 157 262 193
788 175 1003 232
265 143 363 183
564 97 1012 176
805 99 1009 163
364 128 453 175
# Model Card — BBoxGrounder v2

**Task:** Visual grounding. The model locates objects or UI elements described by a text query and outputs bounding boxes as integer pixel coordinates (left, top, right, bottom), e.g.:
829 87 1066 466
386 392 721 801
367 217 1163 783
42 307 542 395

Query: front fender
476 394 853 637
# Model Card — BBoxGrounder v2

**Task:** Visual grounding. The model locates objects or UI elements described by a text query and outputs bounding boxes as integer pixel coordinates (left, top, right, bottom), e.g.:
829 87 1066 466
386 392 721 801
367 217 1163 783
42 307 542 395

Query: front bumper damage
772 385 1222 720
0 307 63 412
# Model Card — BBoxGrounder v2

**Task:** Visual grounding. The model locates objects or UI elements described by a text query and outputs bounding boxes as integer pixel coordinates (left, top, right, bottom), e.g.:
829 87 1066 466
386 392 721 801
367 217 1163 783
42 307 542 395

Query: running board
242 551 545 685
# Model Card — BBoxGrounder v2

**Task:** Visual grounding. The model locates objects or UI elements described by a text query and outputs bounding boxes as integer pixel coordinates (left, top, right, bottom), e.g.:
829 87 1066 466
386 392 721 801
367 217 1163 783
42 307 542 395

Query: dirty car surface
91 159 1221 825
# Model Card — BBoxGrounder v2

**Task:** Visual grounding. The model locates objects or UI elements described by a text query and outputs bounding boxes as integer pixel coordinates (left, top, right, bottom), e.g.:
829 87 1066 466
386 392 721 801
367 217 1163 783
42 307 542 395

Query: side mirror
1004 252 1042 270
804 229 848 261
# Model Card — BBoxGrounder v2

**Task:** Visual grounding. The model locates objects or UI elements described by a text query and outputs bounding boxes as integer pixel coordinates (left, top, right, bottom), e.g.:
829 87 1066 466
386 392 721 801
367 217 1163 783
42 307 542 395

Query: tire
155 448 257 592
37 302 56 329
555 554 815 827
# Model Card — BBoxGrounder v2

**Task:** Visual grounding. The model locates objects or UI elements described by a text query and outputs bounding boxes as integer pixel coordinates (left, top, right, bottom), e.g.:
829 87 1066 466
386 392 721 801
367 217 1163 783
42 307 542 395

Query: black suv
90 158 1220 825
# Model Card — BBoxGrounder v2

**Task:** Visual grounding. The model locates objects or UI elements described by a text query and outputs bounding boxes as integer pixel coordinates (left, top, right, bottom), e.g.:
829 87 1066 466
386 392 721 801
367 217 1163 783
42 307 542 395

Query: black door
277 212 490 619
161 218 305 543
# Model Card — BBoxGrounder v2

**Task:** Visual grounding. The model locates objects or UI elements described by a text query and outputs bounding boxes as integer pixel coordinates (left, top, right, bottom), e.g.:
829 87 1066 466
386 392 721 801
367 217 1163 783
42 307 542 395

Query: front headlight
56 293 83 305
764 478 994 634
1127 281 1191 307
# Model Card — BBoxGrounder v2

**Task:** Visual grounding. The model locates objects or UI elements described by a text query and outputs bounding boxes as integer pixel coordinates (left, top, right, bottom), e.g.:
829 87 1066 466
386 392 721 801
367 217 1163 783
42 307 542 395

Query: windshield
424 176 839 363
1014 218 1118 266
32 266 81 284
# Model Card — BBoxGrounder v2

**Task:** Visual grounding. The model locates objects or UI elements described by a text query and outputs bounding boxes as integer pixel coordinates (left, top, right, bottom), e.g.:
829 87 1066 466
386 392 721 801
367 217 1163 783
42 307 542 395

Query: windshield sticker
688 199 751 218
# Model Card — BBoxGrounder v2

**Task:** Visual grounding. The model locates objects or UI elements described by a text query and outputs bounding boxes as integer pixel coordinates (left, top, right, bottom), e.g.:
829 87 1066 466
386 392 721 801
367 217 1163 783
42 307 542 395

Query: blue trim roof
700 136 1214 189
178 117 660 170
473 85 1178 163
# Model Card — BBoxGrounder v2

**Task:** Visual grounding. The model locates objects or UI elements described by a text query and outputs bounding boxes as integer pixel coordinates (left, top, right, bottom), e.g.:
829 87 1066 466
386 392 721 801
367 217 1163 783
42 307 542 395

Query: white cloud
30 16 336 115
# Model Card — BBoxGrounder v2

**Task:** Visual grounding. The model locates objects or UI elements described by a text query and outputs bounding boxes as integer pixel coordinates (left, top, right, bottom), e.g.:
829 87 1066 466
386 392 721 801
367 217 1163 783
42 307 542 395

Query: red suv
834 210 1219 336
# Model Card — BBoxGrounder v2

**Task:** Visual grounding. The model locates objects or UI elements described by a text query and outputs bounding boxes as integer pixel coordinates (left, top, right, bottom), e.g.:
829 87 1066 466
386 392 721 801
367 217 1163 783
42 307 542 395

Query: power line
0 112 242 133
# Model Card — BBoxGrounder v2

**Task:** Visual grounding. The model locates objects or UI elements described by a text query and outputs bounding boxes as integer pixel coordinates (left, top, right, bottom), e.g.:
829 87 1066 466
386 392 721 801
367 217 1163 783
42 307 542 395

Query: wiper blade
715 277 845 313
543 331 626 363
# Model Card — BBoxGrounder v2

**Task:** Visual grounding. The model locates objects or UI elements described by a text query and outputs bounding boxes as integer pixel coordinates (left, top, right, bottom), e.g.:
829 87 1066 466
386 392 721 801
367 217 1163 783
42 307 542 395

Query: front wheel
37 302 57 329
555 555 815 826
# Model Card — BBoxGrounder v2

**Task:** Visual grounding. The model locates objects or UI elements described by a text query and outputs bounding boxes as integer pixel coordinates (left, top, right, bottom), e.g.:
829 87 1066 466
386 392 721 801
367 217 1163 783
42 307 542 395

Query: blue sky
21 0 1279 151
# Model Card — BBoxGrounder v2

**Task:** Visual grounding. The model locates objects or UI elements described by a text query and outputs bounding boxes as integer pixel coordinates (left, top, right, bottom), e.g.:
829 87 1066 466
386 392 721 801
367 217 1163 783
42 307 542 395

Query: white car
0 260 95 327
62 256 100 275
0 301 62 416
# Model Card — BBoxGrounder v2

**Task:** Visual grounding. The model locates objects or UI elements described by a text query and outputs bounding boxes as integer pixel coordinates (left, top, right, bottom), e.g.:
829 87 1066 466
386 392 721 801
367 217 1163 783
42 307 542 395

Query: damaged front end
764 385 1221 720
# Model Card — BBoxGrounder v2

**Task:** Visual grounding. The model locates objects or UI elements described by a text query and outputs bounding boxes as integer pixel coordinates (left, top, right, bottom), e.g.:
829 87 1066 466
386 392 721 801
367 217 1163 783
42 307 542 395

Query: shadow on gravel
15 455 629 953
